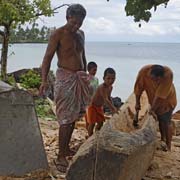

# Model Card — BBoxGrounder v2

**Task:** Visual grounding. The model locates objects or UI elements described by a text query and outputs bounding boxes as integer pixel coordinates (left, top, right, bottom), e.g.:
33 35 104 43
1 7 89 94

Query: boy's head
87 62 97 76
150 65 164 83
66 4 86 32
103 68 116 86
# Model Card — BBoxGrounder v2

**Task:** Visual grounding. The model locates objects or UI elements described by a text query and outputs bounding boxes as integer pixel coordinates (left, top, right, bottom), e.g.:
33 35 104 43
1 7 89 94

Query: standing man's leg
55 124 70 172
65 122 76 156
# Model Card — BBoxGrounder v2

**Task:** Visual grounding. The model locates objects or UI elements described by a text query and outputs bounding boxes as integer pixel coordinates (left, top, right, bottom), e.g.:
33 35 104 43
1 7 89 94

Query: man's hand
39 82 48 97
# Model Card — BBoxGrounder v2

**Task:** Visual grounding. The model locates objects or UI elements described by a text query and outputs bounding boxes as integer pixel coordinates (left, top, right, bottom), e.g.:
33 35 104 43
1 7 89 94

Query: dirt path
1 118 179 180
39 118 180 180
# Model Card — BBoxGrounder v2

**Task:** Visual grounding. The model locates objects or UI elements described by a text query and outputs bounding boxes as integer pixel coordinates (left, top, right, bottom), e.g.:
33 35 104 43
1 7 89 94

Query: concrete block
0 89 48 176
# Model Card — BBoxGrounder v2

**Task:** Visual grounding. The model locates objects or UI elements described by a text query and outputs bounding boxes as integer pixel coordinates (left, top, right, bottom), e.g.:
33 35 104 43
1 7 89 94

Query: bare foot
157 141 168 152
54 157 68 173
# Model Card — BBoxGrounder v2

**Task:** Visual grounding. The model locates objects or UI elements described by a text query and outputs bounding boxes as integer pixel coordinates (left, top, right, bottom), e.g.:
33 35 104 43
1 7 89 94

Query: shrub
35 98 56 120
20 70 41 89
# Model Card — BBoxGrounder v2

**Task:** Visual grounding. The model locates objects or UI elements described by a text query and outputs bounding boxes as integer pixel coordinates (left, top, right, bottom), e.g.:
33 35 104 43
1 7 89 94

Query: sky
37 0 180 42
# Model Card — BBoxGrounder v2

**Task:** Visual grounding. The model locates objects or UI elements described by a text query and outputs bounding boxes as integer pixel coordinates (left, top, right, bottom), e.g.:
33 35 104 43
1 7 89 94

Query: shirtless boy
39 4 91 172
86 68 118 136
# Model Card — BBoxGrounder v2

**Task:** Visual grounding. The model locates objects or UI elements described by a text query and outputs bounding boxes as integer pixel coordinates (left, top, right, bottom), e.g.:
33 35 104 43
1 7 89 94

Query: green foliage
0 0 55 80
0 0 53 28
35 98 56 120
8 24 53 43
0 74 16 86
125 0 169 23
20 70 41 89
6 75 16 86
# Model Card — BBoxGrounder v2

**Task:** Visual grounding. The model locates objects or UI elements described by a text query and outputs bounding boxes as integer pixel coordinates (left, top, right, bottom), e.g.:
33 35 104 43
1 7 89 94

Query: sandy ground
1 116 179 180
38 116 180 180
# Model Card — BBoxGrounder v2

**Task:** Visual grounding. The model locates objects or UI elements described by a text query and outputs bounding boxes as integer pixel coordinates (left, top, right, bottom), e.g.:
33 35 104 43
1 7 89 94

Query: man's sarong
54 68 91 125
86 105 105 124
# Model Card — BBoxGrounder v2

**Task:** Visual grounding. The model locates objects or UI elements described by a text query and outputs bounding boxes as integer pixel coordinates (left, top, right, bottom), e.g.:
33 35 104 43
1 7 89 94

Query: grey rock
0 89 48 176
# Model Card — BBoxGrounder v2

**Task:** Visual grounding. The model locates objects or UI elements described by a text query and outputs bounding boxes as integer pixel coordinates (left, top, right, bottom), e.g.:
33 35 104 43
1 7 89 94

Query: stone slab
0 89 48 176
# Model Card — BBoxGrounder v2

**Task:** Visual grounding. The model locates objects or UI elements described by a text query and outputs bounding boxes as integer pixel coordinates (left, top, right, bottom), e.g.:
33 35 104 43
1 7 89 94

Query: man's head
87 62 97 76
150 65 165 83
66 4 86 32
103 68 116 86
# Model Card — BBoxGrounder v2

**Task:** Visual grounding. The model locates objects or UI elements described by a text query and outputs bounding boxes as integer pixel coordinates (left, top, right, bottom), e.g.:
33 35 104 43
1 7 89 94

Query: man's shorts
157 110 173 124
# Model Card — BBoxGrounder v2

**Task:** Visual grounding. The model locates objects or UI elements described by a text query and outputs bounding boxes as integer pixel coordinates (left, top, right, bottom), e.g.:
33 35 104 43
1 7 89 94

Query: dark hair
87 61 97 71
66 4 86 20
150 65 165 77
104 68 116 77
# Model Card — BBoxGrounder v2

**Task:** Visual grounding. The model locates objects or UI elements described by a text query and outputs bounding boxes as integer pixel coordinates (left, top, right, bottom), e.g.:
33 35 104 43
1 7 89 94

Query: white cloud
85 17 118 34
130 23 167 36
38 0 180 42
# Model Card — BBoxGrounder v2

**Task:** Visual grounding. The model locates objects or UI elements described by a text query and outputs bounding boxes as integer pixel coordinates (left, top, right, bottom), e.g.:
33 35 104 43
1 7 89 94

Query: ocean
8 42 180 111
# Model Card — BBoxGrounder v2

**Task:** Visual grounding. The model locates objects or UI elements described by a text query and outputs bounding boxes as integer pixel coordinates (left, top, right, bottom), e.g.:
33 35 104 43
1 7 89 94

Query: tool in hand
133 110 139 128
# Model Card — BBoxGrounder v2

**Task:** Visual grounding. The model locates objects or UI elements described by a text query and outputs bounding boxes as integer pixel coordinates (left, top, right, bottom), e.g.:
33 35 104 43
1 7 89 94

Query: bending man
134 64 177 151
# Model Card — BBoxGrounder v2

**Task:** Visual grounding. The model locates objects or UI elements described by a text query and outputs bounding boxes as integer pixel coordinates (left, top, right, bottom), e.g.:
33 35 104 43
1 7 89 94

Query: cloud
84 17 118 34
38 0 180 42
130 23 167 36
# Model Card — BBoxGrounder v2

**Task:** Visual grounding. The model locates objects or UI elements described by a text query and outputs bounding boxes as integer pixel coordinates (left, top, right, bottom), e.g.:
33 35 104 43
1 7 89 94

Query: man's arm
82 49 87 72
80 30 87 72
135 94 142 111
39 31 59 95
134 71 144 111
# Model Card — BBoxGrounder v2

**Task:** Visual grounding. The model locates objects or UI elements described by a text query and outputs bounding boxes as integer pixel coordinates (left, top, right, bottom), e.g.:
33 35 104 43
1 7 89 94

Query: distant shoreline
1 41 180 44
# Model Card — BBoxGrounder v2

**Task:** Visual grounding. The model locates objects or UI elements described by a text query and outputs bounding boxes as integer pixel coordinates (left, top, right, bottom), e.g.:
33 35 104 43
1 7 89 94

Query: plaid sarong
54 68 91 125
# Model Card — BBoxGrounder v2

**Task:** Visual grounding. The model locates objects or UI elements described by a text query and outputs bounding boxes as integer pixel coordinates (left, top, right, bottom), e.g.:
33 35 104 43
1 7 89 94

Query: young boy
85 62 99 130
86 67 118 136
87 61 99 95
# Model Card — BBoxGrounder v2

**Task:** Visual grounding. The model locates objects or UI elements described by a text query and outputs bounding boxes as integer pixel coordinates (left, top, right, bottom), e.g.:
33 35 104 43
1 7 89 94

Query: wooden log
66 93 157 180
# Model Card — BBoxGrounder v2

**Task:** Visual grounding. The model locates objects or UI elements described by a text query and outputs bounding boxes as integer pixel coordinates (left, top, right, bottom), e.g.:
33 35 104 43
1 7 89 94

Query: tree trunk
1 26 10 81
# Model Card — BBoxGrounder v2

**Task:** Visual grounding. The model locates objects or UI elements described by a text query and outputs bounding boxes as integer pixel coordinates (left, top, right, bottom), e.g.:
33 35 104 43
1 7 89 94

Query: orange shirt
134 65 177 115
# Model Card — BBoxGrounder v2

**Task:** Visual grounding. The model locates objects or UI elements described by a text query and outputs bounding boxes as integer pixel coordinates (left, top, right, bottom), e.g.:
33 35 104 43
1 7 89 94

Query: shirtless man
134 64 177 151
86 68 118 136
39 4 91 172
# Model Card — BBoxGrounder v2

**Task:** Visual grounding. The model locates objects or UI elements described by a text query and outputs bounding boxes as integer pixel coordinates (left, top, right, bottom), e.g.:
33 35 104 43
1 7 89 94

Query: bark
0 26 10 81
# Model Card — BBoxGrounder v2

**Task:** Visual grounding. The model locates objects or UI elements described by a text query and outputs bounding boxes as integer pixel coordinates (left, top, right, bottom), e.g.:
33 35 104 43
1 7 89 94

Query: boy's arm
101 86 117 113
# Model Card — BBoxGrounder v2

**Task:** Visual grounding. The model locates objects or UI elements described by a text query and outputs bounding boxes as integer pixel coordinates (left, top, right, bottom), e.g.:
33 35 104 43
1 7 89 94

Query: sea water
7 42 180 110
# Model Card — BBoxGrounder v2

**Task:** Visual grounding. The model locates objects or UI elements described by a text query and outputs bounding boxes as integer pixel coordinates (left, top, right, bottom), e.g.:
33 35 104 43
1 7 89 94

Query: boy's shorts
86 105 105 124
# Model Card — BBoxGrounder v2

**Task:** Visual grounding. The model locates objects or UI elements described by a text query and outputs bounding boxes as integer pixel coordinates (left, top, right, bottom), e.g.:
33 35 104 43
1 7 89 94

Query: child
86 67 118 136
87 61 99 95
85 62 99 130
